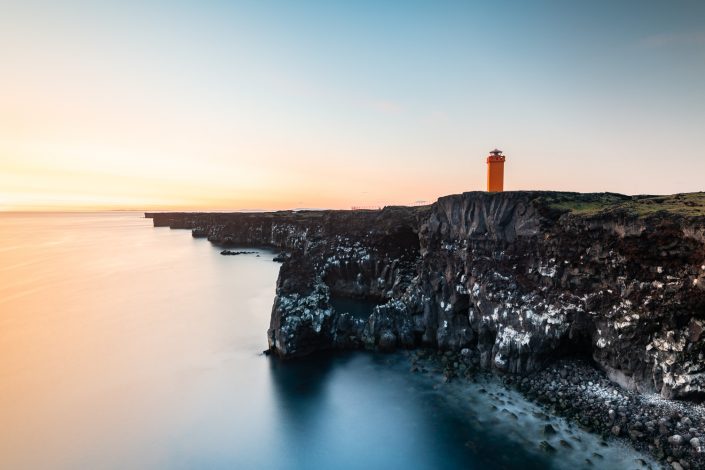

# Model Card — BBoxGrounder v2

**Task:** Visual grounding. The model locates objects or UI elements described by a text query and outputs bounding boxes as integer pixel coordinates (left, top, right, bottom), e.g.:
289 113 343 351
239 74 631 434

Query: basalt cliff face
147 191 705 400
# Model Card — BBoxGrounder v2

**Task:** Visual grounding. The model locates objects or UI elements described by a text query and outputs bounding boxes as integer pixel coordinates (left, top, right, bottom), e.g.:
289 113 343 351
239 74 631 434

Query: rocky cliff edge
147 191 705 400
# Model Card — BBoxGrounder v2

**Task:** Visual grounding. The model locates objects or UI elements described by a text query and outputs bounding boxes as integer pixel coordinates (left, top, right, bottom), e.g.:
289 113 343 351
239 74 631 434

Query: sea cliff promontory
148 192 705 402
148 192 705 403
149 191 705 467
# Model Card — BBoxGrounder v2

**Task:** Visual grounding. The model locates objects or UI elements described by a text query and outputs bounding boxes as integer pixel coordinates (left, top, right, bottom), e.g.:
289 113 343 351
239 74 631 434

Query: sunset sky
1 1 704 211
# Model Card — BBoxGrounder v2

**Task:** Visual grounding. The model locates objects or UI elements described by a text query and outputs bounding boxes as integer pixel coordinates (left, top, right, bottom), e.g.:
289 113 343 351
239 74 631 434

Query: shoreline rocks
514 359 705 469
220 250 257 256
409 349 704 468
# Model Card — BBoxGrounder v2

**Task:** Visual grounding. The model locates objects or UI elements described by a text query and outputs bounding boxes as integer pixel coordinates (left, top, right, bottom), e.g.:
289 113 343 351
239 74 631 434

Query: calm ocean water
0 212 653 469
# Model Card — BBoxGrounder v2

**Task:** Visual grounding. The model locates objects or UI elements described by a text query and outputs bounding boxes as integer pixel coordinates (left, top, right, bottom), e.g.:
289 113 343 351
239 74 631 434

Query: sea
0 212 656 469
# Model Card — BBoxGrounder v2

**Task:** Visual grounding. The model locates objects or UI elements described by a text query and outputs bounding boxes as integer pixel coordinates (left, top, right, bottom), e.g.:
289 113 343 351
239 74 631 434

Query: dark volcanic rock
513 357 705 469
147 191 705 401
220 250 256 256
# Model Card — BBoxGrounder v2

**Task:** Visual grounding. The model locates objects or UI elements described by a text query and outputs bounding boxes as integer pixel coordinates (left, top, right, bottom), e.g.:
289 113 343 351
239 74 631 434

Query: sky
1 0 704 211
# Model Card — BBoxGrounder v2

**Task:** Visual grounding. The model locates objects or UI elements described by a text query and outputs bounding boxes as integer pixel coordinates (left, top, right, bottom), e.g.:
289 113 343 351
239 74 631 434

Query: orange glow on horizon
1 125 480 211
2 1 705 212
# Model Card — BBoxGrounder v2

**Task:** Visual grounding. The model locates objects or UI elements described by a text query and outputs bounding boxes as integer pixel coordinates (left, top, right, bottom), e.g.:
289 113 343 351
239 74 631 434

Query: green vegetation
540 192 705 217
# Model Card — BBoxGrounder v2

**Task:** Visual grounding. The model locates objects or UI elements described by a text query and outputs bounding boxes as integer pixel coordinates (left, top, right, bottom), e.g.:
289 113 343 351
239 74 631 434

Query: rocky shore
147 191 705 399
148 190 705 468
220 250 257 256
408 348 704 469
517 360 705 469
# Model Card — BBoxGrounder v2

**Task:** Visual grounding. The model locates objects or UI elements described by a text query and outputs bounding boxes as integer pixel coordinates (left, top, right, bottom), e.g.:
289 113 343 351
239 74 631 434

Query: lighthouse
486 148 505 192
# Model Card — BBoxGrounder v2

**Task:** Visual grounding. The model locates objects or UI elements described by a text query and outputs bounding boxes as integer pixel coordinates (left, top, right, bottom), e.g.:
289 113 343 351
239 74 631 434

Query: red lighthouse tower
486 149 505 192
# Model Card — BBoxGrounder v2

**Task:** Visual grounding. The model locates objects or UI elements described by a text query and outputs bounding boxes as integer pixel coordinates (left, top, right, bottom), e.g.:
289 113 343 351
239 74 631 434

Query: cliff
147 191 705 400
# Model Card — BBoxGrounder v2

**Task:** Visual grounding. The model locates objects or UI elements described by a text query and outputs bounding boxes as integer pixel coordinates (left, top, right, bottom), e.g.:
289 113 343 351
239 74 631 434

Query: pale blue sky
1 1 704 209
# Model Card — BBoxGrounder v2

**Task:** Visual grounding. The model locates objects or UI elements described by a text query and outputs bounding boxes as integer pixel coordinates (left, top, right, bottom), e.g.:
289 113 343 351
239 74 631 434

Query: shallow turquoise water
0 213 654 469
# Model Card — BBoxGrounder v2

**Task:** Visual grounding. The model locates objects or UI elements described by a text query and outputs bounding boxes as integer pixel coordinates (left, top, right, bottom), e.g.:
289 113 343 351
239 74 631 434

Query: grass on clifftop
541 192 705 217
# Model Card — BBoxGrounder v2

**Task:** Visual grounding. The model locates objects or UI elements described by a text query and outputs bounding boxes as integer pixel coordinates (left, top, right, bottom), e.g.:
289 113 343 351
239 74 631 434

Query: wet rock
272 253 289 262
539 441 556 453
543 424 558 435
220 250 257 256
378 331 397 352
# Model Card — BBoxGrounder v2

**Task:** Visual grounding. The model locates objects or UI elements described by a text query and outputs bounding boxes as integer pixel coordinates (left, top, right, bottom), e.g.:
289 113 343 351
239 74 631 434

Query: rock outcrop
147 191 705 400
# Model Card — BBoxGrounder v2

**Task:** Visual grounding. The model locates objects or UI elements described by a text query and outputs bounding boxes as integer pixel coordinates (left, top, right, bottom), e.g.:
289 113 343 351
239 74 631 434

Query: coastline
147 190 705 468
405 350 662 469
412 348 703 469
